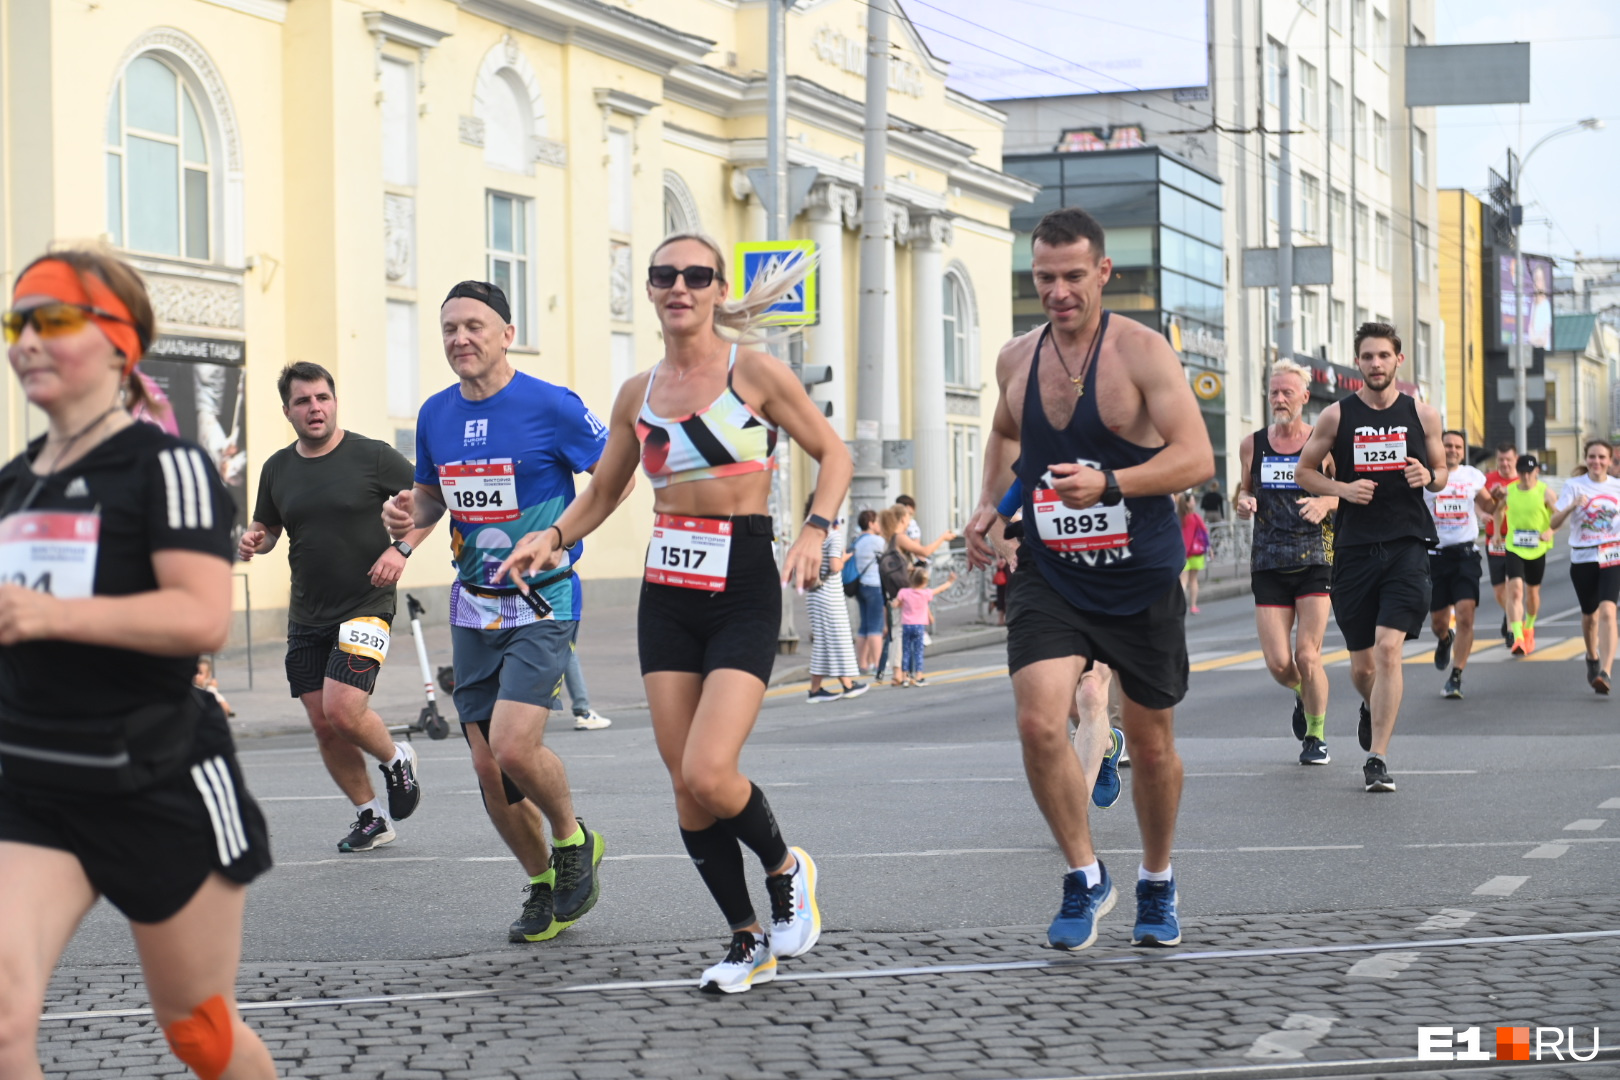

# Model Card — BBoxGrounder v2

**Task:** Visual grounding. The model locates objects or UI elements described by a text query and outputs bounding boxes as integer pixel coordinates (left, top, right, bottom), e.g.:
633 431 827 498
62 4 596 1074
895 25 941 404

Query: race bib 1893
1032 487 1128 552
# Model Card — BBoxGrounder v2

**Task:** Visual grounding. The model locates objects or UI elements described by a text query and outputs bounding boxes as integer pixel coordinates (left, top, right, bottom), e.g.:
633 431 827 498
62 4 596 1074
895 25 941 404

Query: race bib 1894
1032 487 1129 552
1352 433 1406 472
438 462 519 523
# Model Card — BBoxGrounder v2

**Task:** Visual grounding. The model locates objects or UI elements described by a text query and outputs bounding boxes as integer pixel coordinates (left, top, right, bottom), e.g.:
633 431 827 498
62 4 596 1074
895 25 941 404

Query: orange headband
13 258 145 372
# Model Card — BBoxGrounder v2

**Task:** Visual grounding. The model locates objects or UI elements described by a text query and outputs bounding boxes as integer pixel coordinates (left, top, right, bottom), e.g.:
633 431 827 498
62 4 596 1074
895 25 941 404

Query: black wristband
804 513 832 533
551 524 566 549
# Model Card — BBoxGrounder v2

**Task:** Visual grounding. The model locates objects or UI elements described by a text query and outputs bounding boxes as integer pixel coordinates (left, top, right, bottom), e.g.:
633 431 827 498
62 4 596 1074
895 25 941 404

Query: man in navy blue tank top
966 208 1214 952
1295 323 1447 794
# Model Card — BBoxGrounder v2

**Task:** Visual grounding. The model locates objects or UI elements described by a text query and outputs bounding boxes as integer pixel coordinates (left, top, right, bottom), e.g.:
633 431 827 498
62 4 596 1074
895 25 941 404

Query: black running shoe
1358 701 1372 752
338 809 395 853
509 881 559 942
1362 755 1396 793
1290 696 1306 742
1433 630 1453 671
1298 736 1331 765
1443 669 1463 700
1587 657 1601 688
1597 671 1613 696
1501 615 1512 647
551 821 605 924
379 744 421 821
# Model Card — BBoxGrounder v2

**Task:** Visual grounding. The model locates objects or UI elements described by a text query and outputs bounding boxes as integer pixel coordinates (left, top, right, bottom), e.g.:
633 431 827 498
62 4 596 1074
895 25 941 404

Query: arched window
942 269 974 386
662 170 701 238
484 69 531 173
106 55 211 260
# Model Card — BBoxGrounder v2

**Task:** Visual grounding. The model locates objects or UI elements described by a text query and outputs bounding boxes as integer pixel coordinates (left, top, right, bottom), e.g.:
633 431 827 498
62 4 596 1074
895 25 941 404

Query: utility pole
1510 149 1528 454
1276 45 1295 364
766 0 797 650
853 0 890 512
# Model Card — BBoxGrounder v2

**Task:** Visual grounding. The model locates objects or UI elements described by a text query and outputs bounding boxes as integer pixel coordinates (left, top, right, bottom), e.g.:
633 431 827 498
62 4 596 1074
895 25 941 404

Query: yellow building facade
0 0 1030 621
1438 189 1485 447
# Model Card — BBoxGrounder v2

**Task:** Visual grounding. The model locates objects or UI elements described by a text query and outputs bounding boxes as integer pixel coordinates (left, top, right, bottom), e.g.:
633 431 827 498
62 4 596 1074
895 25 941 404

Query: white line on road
1599 798 1620 809
1345 951 1422 978
1415 909 1475 932
889 777 1022 783
41 928 1620 1024
1234 845 1363 852
1473 875 1530 896
1399 770 1478 775
1525 844 1570 859
1564 819 1607 831
1243 1013 1334 1059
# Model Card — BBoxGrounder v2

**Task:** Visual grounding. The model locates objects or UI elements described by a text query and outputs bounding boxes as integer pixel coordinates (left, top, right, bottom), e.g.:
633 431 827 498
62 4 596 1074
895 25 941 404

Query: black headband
442 280 511 324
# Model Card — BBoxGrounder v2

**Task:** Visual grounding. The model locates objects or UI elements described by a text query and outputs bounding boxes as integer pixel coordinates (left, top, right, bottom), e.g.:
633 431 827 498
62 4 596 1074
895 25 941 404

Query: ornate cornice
804 178 859 230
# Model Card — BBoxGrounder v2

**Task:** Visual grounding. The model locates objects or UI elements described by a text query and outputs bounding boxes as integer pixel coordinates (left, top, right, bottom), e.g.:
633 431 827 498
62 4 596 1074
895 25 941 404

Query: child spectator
895 565 957 687
194 656 234 717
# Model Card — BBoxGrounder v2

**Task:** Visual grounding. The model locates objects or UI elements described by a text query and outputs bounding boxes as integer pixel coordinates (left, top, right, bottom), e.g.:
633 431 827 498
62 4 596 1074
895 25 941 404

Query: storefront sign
811 25 924 97
1192 371 1222 400
138 335 248 531
1056 125 1148 153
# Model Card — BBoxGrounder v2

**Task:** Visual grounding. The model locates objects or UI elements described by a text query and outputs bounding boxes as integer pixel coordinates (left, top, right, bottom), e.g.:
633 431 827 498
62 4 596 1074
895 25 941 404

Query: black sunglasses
648 265 717 290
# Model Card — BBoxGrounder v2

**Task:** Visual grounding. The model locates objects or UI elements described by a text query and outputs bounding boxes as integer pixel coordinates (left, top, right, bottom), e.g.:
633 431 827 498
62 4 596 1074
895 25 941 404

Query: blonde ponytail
652 232 817 345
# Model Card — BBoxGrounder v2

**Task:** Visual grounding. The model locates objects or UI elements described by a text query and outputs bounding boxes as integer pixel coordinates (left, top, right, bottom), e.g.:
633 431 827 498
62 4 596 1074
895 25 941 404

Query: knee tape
162 994 234 1080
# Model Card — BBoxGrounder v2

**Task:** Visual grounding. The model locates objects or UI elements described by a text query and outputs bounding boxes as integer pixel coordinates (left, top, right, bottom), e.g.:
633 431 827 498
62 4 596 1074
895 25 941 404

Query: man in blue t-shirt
384 280 624 944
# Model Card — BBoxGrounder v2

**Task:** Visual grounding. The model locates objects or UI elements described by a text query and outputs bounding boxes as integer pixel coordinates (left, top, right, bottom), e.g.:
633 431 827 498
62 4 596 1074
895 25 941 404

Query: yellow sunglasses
1 302 132 345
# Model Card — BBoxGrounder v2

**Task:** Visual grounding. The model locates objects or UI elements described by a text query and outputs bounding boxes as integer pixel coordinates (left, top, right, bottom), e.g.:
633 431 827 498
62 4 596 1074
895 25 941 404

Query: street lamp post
1511 117 1603 453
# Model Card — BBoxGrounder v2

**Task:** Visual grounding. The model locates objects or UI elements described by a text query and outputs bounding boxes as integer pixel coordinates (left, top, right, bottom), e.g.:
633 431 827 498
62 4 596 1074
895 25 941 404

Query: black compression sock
719 782 790 875
679 823 755 930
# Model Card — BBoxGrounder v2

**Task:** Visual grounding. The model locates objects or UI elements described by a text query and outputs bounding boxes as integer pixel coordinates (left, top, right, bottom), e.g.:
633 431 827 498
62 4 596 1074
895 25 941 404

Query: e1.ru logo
1418 1026 1602 1061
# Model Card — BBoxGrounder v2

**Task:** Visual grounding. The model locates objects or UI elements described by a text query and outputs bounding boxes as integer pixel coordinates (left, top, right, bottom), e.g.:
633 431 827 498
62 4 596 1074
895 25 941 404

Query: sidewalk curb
768 625 1008 687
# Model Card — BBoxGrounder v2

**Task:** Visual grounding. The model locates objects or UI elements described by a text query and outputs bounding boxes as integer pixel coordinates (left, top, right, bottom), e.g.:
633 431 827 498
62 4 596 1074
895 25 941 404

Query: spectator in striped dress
806 500 868 703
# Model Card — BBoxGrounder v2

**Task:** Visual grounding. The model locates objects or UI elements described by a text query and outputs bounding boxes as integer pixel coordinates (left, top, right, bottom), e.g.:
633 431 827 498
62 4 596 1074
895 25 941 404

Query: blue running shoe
1093 727 1125 809
1048 863 1116 951
1133 877 1182 947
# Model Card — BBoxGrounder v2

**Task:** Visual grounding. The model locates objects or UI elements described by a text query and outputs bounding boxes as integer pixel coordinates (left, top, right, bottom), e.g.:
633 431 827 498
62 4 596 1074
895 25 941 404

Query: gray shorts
450 620 577 722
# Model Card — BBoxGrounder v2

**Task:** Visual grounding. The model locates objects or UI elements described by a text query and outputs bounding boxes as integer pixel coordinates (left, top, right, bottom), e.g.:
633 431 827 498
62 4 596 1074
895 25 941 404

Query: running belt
636 344 778 487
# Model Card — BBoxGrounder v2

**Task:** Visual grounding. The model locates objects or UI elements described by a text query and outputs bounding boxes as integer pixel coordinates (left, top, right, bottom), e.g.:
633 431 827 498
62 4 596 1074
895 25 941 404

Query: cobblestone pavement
40 895 1620 1079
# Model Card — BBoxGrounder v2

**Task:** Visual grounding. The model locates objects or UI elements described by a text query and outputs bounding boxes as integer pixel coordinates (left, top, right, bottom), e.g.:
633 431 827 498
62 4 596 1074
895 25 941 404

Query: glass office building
1005 147 1228 478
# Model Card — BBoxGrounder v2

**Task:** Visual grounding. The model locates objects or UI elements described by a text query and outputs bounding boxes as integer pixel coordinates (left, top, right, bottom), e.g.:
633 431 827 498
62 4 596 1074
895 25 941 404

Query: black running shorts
638 515 780 685
1005 561 1188 711
0 709 272 923
1504 551 1547 587
1330 538 1432 652
1251 565 1332 608
1427 545 1482 611
286 620 386 698
1570 560 1620 615
1488 551 1508 587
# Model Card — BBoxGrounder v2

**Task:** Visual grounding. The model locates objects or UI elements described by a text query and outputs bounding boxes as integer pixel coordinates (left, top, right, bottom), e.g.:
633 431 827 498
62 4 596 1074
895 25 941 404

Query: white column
883 204 909 499
806 181 857 439
909 213 951 540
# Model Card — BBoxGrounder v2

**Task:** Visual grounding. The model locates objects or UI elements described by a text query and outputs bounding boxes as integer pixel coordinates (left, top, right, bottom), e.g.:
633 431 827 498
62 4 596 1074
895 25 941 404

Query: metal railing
1205 519 1253 570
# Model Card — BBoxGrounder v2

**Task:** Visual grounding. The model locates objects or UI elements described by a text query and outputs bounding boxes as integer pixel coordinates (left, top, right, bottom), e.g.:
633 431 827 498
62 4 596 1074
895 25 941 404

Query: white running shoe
766 846 822 959
573 709 612 730
699 931 776 994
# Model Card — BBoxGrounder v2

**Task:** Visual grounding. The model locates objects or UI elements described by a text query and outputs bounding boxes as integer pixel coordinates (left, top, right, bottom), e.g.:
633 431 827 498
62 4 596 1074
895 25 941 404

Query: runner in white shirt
1422 430 1494 699
1550 438 1620 694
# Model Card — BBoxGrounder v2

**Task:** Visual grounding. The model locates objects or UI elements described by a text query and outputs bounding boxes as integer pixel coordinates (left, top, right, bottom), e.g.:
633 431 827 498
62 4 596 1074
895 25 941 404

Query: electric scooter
388 593 450 740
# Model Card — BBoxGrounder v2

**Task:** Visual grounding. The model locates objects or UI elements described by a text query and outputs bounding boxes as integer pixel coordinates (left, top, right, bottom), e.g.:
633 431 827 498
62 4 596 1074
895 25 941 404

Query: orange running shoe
1524 626 1537 654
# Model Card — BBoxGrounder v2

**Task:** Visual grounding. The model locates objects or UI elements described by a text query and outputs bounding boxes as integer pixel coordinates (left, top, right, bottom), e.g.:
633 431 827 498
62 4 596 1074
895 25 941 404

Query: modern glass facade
1005 147 1228 481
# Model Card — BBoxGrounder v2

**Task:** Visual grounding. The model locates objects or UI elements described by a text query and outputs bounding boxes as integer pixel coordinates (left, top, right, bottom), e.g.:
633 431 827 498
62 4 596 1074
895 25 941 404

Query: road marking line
764 781 810 787
1187 771 1267 777
41 928 1620 1024
1525 844 1570 859
1525 636 1588 661
1400 770 1478 775
1415 909 1475 932
1473 875 1529 896
1189 649 1265 672
1235 845 1363 852
1243 1013 1334 1059
1564 819 1606 831
889 777 1022 783
259 795 347 802
1600 798 1620 809
1319 648 1352 666
1345 951 1422 978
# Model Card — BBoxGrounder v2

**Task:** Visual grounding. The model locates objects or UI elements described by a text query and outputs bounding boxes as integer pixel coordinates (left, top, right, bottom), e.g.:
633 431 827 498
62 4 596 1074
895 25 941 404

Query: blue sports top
1015 317 1184 616
636 345 778 488
415 371 607 627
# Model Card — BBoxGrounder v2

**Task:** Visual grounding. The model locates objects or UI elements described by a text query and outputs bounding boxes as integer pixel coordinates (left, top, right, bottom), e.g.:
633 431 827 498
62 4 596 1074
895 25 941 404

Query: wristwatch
1099 470 1124 507
391 539 414 558
804 513 833 533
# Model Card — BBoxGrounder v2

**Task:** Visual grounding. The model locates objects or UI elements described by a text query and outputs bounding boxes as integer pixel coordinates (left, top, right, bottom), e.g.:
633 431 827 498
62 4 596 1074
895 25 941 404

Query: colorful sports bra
636 344 779 488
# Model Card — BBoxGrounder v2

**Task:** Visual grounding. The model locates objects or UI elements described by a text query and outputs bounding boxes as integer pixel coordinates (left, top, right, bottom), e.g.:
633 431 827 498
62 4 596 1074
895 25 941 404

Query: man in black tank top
1234 360 1338 766
1296 322 1447 793
965 208 1214 953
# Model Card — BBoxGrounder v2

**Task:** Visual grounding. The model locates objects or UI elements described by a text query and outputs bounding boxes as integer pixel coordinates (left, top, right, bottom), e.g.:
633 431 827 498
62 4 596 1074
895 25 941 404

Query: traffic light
800 363 833 417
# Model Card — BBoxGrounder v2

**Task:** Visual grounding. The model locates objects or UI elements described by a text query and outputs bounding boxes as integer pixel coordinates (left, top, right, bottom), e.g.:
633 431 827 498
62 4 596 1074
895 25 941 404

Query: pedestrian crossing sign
733 240 819 326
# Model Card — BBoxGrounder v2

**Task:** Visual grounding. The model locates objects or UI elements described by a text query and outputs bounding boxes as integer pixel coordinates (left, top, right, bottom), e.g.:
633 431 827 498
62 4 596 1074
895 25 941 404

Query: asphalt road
40 564 1620 1078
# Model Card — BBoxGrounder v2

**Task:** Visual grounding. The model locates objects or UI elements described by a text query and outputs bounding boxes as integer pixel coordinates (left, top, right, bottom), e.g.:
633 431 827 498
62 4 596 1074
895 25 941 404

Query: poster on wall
1499 254 1555 350
137 335 248 536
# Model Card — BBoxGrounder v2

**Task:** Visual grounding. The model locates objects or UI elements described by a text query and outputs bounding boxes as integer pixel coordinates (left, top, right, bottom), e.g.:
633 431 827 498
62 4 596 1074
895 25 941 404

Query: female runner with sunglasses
497 234 851 993
0 251 275 1079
